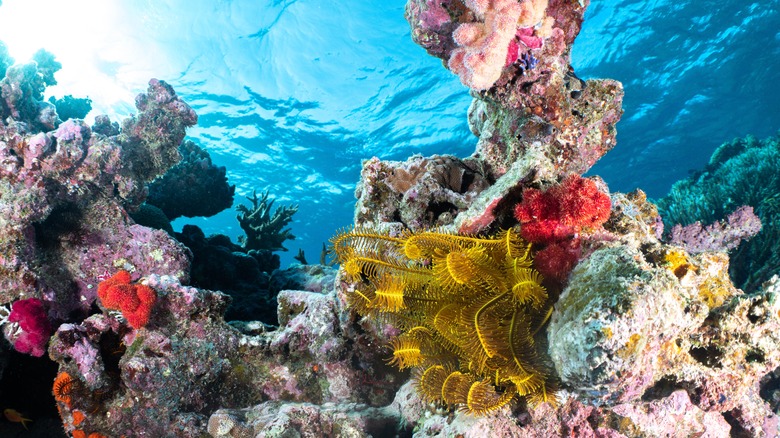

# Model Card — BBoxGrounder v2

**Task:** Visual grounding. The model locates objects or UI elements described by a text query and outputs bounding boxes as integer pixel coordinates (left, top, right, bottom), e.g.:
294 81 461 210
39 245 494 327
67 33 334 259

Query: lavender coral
668 205 762 253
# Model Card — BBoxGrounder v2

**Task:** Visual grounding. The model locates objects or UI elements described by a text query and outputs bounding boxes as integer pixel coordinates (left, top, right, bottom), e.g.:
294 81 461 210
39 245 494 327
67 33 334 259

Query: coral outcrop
146 140 235 221
1 72 195 321
336 1 780 436
1 0 778 435
658 133 780 292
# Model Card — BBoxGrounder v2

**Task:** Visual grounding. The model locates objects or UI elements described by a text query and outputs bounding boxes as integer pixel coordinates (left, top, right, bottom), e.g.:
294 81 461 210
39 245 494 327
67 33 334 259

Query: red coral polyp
97 271 156 329
533 240 582 282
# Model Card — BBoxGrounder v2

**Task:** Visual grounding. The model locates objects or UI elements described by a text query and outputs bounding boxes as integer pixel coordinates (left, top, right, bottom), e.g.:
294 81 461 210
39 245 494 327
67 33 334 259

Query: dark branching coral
657 133 780 291
237 190 298 252
49 95 92 121
331 227 557 414
146 140 235 220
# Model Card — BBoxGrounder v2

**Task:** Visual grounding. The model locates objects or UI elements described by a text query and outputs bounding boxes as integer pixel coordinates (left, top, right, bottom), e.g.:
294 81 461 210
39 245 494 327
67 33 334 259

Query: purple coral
6 298 52 357
668 205 762 253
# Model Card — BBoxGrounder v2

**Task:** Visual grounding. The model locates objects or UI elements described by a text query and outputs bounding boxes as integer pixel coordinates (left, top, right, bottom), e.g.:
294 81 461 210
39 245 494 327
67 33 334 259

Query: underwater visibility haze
1 0 780 436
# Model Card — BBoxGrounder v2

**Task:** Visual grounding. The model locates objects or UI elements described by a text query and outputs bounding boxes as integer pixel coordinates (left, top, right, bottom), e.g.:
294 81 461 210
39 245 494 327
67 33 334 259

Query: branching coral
236 189 298 252
331 227 557 414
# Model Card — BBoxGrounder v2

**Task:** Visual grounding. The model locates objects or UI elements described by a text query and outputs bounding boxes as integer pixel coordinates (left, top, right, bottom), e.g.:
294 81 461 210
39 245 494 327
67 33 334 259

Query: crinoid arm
332 226 557 415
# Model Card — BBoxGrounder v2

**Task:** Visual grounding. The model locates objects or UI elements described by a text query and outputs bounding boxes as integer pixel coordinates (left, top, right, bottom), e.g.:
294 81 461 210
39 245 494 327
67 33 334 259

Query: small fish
4 408 32 430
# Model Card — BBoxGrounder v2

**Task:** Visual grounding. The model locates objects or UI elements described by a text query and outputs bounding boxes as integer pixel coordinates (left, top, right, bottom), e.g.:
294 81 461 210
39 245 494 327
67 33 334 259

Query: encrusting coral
331 227 557 414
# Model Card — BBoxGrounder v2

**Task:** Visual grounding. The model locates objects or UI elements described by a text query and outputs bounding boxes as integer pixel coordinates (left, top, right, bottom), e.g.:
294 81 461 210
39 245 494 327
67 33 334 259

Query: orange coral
72 410 85 426
97 271 157 329
53 371 75 408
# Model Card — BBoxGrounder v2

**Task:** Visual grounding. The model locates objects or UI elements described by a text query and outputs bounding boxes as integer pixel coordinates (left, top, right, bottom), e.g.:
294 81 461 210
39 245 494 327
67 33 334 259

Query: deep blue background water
1 0 778 267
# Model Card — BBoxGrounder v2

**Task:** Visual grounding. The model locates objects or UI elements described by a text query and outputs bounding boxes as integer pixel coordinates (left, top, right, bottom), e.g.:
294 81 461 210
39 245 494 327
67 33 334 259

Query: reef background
0 0 777 265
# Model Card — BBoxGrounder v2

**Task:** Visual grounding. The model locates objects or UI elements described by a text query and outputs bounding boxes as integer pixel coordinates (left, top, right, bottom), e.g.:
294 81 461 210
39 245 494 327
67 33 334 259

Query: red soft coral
514 174 611 244
514 175 611 282
533 240 582 282
7 298 52 357
97 271 156 329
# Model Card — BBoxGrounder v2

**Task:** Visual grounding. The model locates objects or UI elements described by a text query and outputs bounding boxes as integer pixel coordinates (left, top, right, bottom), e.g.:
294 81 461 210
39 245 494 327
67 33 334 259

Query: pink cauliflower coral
7 298 52 357
448 0 550 90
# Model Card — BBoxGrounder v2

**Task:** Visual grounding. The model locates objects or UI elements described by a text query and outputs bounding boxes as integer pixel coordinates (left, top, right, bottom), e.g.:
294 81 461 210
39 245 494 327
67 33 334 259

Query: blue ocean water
1 0 778 267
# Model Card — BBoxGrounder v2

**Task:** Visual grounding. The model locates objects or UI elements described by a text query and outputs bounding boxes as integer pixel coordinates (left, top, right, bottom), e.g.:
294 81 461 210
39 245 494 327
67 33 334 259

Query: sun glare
0 0 168 121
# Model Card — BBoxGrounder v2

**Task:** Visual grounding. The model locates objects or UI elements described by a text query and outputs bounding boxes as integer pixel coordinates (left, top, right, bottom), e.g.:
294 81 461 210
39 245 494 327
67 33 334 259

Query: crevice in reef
759 366 780 412
641 376 691 402
689 344 724 369
722 409 751 438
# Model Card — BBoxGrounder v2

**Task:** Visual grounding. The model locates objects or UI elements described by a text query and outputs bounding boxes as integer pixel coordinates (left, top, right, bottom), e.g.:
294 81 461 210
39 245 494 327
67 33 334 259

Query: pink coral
533 240 581 282
7 298 52 357
448 0 550 90
448 0 523 90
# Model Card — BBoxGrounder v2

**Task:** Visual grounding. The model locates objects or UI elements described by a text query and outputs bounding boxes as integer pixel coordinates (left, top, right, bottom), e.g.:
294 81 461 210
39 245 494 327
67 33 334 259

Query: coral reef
236 189 298 252
146 140 235 221
658 133 780 292
1 72 195 322
1 0 777 435
173 223 321 324
332 1 780 436
47 269 406 436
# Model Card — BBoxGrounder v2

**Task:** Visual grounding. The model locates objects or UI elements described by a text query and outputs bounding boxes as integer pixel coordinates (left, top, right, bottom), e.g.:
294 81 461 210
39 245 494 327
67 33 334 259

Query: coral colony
0 0 778 436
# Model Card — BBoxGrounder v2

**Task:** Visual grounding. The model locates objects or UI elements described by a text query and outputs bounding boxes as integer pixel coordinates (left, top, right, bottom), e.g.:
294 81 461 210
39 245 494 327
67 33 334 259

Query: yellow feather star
331 227 557 414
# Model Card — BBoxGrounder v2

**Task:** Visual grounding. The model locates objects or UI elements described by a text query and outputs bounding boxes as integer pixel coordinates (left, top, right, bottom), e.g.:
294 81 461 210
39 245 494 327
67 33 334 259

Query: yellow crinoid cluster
331 227 557 414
